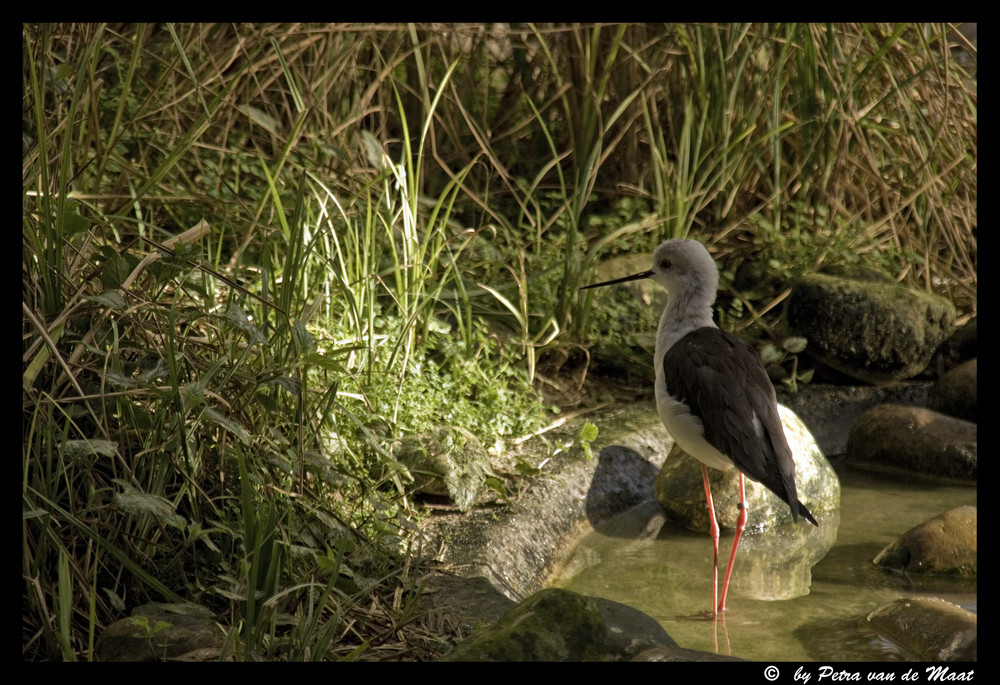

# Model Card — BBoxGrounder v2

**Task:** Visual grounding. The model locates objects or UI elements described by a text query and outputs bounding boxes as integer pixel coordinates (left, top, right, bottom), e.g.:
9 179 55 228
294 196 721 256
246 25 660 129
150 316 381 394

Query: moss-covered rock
786 270 956 383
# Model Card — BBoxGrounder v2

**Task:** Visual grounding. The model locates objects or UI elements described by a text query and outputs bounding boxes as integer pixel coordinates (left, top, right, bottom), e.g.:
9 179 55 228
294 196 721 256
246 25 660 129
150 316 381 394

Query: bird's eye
660 259 671 269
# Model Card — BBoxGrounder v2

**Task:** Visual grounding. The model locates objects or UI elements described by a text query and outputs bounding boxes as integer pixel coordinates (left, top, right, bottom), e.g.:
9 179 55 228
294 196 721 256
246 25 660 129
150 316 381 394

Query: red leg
718 472 748 613
700 464 720 617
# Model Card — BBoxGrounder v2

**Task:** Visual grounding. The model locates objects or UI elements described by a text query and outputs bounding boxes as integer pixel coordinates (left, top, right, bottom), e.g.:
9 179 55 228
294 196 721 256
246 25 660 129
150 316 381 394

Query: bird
582 238 818 616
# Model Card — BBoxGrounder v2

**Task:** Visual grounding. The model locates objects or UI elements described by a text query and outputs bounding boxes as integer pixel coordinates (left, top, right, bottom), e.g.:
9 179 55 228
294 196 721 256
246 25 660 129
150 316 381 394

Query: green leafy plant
128 615 173 661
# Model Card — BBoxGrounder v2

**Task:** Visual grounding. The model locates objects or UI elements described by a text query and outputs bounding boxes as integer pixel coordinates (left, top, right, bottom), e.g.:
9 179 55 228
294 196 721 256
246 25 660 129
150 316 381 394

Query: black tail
795 500 819 527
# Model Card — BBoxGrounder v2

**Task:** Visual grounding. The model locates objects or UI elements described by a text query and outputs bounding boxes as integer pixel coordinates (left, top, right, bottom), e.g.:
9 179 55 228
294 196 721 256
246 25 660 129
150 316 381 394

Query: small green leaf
61 439 119 460
239 104 280 135
360 129 385 169
101 252 140 290
202 407 252 445
292 319 316 353
782 336 808 354
104 370 136 389
484 476 508 499
226 303 267 344
758 342 784 366
84 290 126 310
62 210 90 236
113 480 186 530
259 375 301 395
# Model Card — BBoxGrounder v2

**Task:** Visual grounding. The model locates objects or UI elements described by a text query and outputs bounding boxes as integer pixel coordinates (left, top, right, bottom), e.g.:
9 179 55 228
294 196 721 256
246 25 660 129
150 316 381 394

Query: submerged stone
874 506 977 577
867 597 976 661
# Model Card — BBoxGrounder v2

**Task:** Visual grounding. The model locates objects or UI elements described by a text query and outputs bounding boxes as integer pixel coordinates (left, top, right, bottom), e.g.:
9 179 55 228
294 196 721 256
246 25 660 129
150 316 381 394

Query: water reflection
550 466 976 661
726 507 840 601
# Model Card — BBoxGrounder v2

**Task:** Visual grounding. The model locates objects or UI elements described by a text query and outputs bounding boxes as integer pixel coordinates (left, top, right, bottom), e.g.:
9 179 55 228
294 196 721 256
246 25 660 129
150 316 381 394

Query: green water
551 465 977 661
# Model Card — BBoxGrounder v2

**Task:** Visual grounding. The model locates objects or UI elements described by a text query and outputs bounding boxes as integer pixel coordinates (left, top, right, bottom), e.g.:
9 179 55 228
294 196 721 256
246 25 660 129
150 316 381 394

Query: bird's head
582 238 719 297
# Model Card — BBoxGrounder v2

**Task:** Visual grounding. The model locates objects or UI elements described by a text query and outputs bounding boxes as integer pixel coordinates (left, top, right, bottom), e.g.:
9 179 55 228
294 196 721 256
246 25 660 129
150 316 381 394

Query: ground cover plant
23 23 975 661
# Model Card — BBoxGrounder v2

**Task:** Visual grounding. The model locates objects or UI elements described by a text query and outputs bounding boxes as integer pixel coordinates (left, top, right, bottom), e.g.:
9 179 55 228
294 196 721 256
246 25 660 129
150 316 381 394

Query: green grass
23 22 975 661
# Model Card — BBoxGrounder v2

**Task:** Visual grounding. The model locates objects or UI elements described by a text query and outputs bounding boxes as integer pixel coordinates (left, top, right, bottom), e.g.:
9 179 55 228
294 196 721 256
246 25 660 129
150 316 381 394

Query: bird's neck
656 286 716 355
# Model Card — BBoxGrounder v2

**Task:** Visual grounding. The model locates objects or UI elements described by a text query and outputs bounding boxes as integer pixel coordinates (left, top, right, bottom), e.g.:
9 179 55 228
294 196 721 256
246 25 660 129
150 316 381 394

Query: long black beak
580 270 653 290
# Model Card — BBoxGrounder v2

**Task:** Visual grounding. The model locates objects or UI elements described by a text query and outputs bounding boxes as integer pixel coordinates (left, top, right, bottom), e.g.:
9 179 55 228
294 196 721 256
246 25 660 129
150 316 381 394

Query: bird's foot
690 608 719 621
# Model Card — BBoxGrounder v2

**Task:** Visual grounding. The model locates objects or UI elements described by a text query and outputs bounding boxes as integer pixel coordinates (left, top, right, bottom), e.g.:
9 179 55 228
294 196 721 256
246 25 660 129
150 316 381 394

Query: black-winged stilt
583 238 818 616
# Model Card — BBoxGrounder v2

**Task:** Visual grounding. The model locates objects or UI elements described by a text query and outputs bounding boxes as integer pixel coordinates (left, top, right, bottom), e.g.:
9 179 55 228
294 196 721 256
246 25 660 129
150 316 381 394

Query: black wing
663 327 818 525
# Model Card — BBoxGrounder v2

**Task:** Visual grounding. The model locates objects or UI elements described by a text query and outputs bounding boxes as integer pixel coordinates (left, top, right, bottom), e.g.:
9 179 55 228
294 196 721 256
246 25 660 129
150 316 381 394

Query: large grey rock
653 405 840 600
775 381 930 457
421 405 670 601
786 268 956 384
846 404 977 482
419 575 518 636
654 405 840 530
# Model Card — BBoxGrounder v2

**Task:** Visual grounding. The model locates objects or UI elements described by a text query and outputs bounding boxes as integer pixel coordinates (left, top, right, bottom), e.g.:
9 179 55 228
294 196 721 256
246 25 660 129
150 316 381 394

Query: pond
549 462 976 661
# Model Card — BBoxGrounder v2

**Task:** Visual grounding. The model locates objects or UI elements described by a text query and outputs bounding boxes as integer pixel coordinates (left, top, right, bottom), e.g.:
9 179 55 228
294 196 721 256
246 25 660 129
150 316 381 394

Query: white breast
655 382 734 471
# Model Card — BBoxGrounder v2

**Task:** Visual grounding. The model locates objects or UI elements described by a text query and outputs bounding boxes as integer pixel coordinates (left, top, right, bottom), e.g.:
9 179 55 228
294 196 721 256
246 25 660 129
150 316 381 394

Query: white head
583 238 719 300
648 239 719 300
582 238 720 352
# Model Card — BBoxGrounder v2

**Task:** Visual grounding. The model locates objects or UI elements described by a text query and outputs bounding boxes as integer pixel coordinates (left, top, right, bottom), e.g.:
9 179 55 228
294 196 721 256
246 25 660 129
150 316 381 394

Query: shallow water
550 464 977 661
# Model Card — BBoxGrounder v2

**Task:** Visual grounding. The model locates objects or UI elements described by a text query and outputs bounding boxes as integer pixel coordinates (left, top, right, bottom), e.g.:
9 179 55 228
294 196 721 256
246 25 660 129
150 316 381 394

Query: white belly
655 384 734 471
